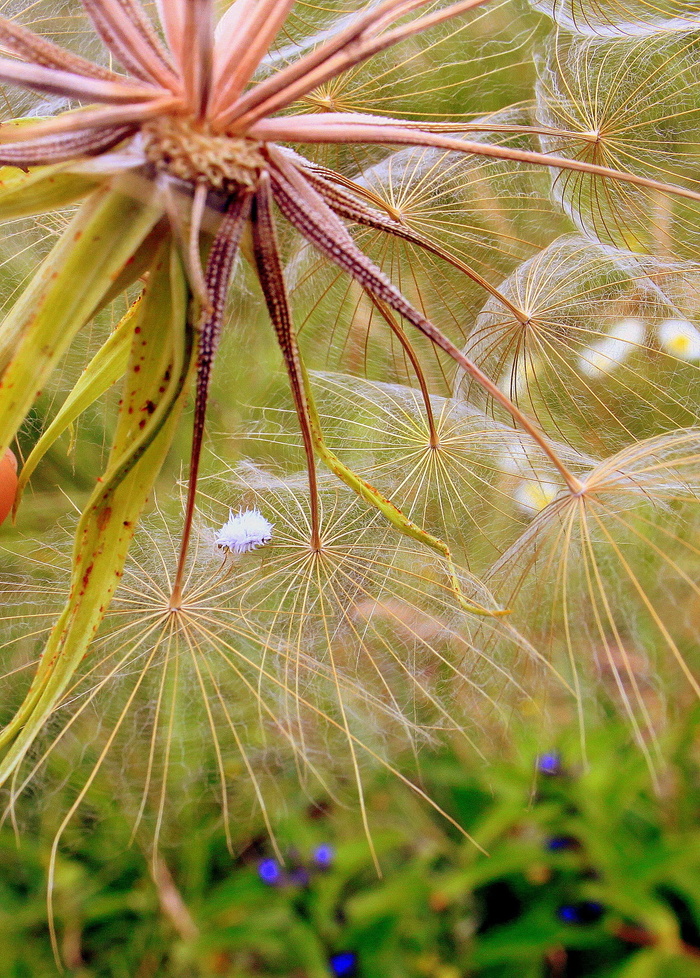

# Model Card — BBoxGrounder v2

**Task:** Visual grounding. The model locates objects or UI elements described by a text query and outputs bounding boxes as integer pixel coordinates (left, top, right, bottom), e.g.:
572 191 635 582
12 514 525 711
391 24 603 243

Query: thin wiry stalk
252 173 323 550
171 192 252 607
365 293 440 447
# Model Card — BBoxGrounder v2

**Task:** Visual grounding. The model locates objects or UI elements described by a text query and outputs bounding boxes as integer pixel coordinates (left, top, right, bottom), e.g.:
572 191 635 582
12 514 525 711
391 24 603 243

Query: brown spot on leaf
80 561 94 594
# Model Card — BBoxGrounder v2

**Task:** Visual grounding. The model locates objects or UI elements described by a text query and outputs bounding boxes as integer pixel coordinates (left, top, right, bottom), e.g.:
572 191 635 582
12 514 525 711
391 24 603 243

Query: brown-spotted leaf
13 297 138 513
0 162 100 220
0 182 163 452
0 238 195 783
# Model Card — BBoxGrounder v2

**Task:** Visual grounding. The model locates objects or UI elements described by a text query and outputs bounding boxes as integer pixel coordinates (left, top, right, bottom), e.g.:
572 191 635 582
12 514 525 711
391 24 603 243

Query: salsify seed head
142 117 266 188
1 2 700 932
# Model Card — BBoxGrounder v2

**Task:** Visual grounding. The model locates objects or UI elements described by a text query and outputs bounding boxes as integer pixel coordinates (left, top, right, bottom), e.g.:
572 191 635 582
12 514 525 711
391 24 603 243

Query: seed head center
144 116 265 190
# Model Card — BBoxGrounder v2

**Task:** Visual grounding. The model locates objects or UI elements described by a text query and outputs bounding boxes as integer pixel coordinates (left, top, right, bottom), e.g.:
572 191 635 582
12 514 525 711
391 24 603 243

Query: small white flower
657 318 700 361
498 356 534 398
497 436 537 477
215 508 274 554
513 475 560 516
577 318 645 379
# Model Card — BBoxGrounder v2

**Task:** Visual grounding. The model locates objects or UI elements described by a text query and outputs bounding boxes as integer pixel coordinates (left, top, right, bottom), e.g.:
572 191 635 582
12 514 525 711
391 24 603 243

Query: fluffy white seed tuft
215 508 274 554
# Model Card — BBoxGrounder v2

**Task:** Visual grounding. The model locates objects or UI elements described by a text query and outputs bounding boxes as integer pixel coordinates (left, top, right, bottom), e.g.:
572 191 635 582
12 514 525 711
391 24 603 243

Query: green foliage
2 723 700 977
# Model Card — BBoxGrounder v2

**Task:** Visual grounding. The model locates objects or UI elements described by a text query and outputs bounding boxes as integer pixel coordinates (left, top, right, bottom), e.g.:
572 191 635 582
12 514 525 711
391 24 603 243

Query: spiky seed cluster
143 117 265 188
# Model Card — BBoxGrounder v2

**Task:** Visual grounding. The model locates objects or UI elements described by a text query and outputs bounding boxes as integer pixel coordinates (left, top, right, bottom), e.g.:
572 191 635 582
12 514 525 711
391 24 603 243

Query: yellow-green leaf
0 162 100 220
0 238 195 784
13 299 138 512
0 182 163 455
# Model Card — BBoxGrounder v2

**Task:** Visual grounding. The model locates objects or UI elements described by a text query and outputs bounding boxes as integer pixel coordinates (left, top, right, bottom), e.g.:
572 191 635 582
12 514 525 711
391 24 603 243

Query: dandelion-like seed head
488 428 700 778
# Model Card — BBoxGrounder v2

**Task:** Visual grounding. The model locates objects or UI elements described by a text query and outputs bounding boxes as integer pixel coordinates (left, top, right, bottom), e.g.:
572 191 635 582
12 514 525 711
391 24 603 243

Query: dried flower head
487 428 700 776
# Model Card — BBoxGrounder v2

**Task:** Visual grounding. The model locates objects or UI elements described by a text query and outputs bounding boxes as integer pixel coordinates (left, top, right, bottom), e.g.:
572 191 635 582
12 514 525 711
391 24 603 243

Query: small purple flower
313 844 335 869
537 752 562 776
558 901 604 925
258 858 282 885
330 951 357 977
546 835 580 852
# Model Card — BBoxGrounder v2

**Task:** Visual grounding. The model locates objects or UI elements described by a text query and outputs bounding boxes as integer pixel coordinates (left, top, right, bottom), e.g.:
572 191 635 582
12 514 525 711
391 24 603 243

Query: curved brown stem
170 192 251 609
366 293 440 448
269 160 582 494
251 172 322 551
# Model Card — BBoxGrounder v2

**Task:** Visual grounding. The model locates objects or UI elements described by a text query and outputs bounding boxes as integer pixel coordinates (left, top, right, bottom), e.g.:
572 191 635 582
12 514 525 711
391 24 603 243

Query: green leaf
0 237 195 785
13 300 137 512
0 182 163 455
0 163 100 220
94 219 169 315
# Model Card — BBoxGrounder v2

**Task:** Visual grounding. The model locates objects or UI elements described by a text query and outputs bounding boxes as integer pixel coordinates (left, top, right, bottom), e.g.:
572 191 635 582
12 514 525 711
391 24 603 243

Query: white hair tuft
215 508 274 554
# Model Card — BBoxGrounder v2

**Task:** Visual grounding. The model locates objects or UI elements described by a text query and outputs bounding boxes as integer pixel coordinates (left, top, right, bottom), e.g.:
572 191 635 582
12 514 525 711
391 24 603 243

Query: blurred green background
2 716 700 977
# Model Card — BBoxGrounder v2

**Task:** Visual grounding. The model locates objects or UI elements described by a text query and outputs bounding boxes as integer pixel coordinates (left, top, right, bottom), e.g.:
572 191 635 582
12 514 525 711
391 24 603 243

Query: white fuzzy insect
215 508 274 554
